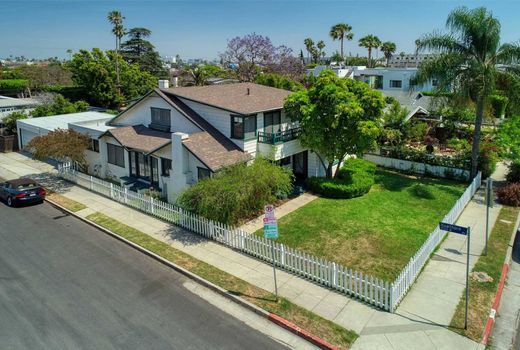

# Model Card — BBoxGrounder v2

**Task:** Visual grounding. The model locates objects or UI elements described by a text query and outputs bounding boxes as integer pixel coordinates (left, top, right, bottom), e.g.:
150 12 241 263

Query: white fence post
150 197 155 215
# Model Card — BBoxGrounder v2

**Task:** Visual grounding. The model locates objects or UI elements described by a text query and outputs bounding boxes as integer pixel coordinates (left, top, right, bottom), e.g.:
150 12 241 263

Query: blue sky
1 0 520 60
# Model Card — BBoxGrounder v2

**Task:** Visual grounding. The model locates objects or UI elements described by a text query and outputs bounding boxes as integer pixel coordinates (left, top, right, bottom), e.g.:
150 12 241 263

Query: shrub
177 158 292 225
307 158 375 199
506 161 520 183
497 183 520 206
477 143 499 178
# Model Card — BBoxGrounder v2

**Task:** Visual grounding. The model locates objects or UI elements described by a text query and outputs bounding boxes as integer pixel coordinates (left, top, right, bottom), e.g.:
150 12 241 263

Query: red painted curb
268 313 340 350
482 262 510 345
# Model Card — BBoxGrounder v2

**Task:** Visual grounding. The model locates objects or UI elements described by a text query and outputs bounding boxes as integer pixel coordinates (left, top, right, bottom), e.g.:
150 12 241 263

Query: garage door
19 128 39 149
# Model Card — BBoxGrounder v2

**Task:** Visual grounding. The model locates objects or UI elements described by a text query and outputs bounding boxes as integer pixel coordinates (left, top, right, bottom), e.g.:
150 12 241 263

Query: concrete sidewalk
0 151 504 350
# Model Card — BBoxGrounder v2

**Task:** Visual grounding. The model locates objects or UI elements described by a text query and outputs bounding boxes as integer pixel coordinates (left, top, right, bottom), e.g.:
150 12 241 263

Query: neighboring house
307 66 437 93
16 111 115 174
96 82 331 202
387 53 436 68
352 67 437 92
382 90 435 122
0 95 39 125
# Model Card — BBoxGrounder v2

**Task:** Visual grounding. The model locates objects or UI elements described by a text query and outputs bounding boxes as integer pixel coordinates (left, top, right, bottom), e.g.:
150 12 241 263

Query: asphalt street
0 200 290 350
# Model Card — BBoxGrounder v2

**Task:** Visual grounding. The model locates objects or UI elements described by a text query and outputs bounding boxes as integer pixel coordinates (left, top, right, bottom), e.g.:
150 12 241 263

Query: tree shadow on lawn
408 184 436 200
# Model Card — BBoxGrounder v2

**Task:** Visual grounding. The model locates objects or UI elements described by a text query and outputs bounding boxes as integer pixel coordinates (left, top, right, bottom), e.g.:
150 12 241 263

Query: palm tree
415 6 520 178
303 38 315 63
380 41 396 66
317 41 326 63
107 10 125 95
329 23 354 60
359 35 381 68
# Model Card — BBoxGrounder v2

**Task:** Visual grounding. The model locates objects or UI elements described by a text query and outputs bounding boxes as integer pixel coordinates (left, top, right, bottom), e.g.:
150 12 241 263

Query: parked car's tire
7 196 13 207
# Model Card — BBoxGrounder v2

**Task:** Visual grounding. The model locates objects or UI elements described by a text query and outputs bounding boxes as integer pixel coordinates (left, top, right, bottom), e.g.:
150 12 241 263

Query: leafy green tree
0 79 29 96
14 63 72 89
67 48 156 108
255 73 304 91
284 70 385 178
121 27 168 78
26 129 90 166
380 41 396 66
496 115 520 160
2 111 27 135
414 6 520 178
31 94 89 117
358 35 381 68
329 23 354 59
379 101 409 147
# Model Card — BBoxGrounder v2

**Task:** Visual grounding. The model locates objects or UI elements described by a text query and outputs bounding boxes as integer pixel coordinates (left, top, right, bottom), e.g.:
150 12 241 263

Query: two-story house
94 82 331 202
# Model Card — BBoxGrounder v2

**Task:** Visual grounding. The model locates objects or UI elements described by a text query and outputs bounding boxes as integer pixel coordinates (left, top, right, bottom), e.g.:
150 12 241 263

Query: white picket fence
57 162 481 312
364 153 470 181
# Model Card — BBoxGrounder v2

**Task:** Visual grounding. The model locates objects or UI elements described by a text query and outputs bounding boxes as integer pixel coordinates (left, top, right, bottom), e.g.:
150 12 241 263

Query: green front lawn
256 169 466 281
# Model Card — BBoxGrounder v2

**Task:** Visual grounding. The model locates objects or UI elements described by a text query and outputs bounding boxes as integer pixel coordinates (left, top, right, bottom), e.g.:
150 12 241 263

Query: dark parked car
0 178 46 207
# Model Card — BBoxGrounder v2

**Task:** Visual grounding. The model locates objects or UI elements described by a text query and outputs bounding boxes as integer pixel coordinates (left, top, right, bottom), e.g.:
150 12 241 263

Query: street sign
263 204 279 299
439 222 469 236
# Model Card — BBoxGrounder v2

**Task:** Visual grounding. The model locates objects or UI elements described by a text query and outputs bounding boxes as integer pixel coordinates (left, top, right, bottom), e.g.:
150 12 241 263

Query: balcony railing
257 127 301 145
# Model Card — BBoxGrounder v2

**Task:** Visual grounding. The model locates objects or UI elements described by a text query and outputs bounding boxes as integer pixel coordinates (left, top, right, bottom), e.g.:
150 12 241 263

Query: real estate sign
263 204 278 239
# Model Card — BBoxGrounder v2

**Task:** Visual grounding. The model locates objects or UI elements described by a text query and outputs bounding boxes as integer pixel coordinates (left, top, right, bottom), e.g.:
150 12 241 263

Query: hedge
178 158 292 225
307 158 376 199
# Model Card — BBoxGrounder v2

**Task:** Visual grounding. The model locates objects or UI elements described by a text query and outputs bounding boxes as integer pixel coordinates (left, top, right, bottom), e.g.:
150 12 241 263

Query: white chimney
172 77 179 88
158 80 169 89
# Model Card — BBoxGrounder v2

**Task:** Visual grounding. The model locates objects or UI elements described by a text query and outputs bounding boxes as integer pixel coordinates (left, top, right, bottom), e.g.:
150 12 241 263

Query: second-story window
231 114 256 140
264 111 281 133
150 107 171 131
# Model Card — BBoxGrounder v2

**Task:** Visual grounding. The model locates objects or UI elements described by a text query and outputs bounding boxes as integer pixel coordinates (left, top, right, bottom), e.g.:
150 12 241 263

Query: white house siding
84 150 102 174
99 136 128 180
257 139 306 160
178 98 232 138
114 94 201 135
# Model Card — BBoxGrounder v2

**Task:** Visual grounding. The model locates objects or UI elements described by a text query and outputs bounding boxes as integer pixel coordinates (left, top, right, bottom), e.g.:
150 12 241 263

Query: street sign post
264 204 279 300
440 221 471 329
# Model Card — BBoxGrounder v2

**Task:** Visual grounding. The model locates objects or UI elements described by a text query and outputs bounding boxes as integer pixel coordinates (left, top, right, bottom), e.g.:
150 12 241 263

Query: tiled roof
182 131 251 172
107 125 170 153
161 82 291 114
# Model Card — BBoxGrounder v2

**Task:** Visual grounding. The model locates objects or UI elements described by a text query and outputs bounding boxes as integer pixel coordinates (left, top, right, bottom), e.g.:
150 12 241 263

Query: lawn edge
45 197 344 350
482 210 520 345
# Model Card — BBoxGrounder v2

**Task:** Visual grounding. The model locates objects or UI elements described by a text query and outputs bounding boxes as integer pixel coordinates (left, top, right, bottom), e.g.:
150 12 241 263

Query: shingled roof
161 82 291 115
107 125 171 153
182 132 251 172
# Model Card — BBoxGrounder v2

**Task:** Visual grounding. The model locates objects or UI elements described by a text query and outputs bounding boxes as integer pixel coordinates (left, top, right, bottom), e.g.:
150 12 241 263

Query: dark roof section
182 132 251 172
160 82 291 114
107 125 171 153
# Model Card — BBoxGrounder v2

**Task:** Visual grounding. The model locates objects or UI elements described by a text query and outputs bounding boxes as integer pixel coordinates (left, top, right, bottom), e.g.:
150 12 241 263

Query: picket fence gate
57 162 481 312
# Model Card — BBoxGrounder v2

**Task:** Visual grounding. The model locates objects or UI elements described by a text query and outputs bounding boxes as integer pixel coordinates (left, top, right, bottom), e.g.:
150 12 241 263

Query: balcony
257 127 301 145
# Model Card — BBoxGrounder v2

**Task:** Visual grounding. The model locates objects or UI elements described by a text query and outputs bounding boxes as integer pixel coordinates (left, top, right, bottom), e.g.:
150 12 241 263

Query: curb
45 198 339 350
481 213 520 345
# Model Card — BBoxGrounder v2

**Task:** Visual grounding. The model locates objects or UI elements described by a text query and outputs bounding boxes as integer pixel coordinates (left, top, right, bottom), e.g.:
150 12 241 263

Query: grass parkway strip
86 212 359 350
449 205 520 342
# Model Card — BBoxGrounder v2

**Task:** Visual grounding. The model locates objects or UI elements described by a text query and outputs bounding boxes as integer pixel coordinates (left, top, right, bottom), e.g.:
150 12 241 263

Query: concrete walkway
239 192 318 233
0 151 505 350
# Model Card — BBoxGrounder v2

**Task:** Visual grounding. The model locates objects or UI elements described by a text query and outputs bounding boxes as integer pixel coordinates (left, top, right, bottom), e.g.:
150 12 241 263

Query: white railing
57 162 481 312
364 153 470 181
389 171 481 311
